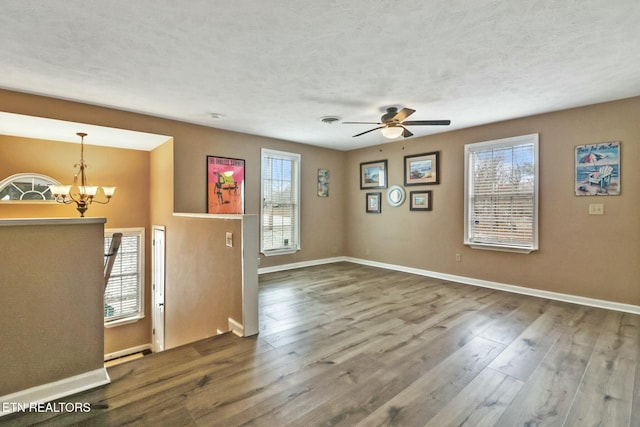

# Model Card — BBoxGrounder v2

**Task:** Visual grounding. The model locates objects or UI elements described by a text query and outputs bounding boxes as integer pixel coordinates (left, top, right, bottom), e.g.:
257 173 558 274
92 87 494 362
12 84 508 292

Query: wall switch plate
589 203 604 215
225 232 233 247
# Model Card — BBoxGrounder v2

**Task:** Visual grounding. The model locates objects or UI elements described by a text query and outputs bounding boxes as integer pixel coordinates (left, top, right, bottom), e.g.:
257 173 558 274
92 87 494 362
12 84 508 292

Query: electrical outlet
225 232 233 247
589 203 604 215
455 253 461 262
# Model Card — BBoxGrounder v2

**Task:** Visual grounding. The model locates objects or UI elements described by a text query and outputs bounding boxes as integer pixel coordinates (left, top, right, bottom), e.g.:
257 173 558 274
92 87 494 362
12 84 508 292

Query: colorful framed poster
318 169 329 197
404 151 439 186
575 141 620 196
207 156 245 214
360 160 387 189
366 192 381 213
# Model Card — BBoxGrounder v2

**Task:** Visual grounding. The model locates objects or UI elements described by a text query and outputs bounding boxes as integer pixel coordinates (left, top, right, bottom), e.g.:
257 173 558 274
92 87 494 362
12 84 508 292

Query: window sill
261 248 299 257
0 200 58 204
466 242 537 254
104 314 144 328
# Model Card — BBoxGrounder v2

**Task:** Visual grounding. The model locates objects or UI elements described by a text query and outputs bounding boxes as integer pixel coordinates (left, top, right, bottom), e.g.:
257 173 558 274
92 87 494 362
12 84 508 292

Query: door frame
151 225 166 352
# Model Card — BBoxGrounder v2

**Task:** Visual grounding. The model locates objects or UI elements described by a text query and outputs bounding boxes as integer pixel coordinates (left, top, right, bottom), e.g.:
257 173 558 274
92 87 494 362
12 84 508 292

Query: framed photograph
575 141 620 196
404 151 439 186
318 169 329 197
366 192 381 213
207 156 245 214
409 190 432 211
360 160 388 189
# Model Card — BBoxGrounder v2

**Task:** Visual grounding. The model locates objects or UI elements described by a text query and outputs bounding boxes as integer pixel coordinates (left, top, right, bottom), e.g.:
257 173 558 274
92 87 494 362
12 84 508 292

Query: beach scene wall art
575 141 620 196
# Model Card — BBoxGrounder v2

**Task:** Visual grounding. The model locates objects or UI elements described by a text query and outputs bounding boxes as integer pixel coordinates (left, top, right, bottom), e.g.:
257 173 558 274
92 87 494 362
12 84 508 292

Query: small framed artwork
360 160 388 189
404 151 439 186
409 190 432 211
366 192 382 213
318 169 329 197
207 156 245 214
575 141 620 196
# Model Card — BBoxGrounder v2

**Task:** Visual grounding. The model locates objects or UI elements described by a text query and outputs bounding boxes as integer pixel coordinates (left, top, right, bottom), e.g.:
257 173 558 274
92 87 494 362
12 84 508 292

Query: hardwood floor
3 262 640 426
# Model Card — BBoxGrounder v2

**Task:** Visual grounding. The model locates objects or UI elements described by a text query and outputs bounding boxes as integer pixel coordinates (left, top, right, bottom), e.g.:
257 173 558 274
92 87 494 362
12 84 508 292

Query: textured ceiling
1 0 640 151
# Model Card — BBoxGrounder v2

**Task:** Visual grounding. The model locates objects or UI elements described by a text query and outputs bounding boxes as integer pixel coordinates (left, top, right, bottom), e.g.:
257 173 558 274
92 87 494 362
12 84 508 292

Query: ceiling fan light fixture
380 125 403 139
344 107 450 139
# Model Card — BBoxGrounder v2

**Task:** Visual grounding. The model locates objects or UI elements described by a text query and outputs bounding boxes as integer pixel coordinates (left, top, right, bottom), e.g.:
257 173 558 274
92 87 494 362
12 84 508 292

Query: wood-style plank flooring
3 262 640 426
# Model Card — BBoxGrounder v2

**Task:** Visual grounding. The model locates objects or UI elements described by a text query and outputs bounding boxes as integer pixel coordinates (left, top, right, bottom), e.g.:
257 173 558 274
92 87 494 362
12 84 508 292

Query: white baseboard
260 256 640 315
228 317 244 337
344 257 640 315
104 343 152 361
258 256 347 275
0 368 110 417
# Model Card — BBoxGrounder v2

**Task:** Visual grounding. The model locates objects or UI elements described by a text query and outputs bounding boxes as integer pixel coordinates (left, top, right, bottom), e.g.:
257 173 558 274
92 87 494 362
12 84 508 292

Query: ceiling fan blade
402 120 451 126
352 126 385 137
402 127 413 138
391 108 415 122
343 121 381 125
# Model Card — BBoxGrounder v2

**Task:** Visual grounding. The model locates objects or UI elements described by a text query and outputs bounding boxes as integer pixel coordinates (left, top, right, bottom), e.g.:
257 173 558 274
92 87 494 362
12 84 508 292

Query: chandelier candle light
49 132 116 217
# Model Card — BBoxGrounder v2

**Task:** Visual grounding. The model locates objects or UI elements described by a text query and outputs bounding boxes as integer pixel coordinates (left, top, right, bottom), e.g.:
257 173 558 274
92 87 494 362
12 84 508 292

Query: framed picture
366 192 381 213
207 156 245 214
409 190 432 211
360 160 388 189
575 141 620 196
404 151 439 186
318 169 329 197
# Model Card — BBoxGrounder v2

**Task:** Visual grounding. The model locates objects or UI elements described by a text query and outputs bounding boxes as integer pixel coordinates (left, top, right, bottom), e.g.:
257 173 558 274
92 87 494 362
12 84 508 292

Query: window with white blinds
464 134 539 253
261 149 301 255
104 228 144 325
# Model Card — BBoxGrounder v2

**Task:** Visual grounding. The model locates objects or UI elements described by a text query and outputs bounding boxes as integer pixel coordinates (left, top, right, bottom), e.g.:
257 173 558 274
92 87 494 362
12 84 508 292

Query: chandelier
49 132 116 217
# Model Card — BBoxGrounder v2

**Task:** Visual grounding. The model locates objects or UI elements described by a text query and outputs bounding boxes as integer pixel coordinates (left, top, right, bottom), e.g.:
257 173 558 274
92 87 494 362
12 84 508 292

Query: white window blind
464 134 539 253
104 228 144 324
261 149 301 255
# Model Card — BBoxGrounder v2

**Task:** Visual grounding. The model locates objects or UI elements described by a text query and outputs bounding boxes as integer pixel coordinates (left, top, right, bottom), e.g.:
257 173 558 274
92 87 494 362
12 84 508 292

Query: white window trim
104 227 145 327
260 148 301 256
0 172 60 203
464 133 539 254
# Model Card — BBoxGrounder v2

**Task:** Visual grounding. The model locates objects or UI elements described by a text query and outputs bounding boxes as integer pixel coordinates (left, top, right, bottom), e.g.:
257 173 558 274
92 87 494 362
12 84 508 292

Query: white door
152 226 165 352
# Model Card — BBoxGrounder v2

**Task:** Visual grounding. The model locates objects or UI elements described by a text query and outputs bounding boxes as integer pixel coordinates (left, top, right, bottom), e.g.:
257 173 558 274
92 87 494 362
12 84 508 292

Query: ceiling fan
343 107 450 139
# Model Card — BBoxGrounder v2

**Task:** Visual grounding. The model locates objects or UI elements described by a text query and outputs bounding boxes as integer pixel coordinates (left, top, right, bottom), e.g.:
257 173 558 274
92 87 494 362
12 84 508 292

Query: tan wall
0 89 347 270
0 135 152 354
151 140 247 349
0 135 148 223
2 88 638 345
0 221 104 395
163 216 244 349
150 139 175 227
346 97 640 305
171 132 347 268
0 89 346 354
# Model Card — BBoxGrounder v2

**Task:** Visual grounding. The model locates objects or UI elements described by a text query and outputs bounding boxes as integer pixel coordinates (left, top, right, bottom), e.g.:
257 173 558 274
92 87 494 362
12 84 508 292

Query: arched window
0 173 61 201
